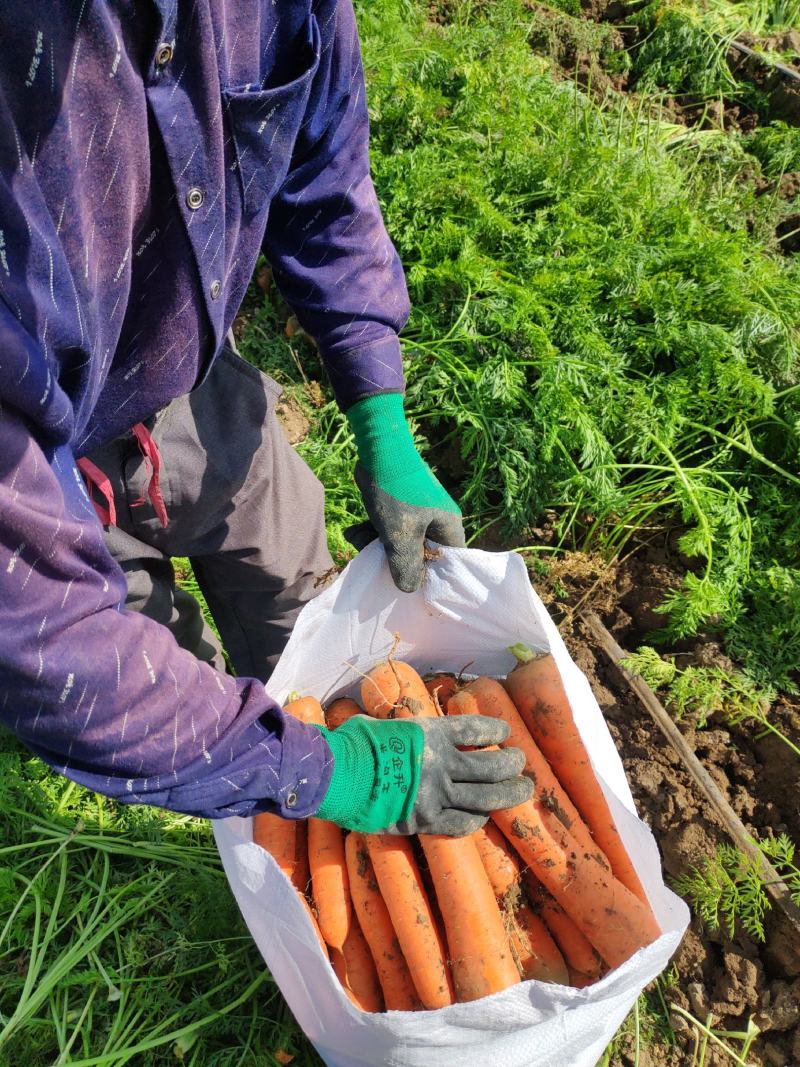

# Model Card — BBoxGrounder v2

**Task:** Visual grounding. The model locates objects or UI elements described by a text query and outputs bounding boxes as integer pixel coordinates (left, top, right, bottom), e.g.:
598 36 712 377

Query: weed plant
669 1006 760 1067
626 0 797 107
700 0 800 37
620 645 800 755
628 3 741 98
598 966 680 1064
674 842 771 940
674 834 800 941
744 123 800 176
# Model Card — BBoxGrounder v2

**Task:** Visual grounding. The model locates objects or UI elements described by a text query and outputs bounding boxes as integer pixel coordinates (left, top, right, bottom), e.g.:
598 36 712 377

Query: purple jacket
0 0 410 819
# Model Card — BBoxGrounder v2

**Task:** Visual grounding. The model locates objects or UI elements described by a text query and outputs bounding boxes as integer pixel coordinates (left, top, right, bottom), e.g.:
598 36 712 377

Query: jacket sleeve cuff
271 712 336 819
318 331 406 412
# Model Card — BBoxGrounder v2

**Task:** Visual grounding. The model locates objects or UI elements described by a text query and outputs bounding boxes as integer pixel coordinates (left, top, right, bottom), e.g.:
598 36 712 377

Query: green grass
2 0 799 1062
699 0 800 37
0 734 320 1066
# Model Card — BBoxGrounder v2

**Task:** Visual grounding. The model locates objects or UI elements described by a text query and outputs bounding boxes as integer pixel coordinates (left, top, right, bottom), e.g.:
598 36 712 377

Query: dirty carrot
332 921 385 1013
473 822 521 900
448 677 609 870
345 832 422 1011
424 672 459 712
523 870 603 979
359 663 519 1001
567 968 597 989
505 646 650 906
300 896 329 957
293 821 310 894
421 833 521 1002
308 819 352 950
252 813 298 880
325 697 362 729
284 693 352 951
361 660 438 719
252 812 309 894
366 835 454 1009
507 903 569 985
493 797 660 970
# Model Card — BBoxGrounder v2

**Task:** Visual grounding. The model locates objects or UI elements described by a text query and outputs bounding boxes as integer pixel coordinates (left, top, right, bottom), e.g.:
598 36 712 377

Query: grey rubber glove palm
346 393 465 593
390 714 532 836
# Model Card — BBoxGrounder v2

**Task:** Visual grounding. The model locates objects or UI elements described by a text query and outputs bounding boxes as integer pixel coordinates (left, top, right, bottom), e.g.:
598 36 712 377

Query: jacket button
286 791 298 808
186 187 204 210
210 279 221 300
155 42 174 67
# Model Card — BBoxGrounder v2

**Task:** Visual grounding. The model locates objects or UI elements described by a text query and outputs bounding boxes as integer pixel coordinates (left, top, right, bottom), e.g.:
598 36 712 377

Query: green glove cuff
314 717 424 833
346 393 460 515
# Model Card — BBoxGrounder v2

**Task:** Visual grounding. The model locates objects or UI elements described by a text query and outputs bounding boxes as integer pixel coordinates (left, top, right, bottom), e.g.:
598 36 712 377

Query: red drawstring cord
77 423 169 529
129 422 169 528
76 456 117 526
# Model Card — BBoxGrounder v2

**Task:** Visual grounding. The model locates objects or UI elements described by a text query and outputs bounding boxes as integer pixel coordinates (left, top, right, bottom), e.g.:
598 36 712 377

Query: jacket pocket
222 14 321 216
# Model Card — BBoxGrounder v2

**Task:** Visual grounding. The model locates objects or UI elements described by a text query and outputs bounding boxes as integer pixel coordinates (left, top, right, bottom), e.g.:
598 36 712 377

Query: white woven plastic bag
213 541 689 1067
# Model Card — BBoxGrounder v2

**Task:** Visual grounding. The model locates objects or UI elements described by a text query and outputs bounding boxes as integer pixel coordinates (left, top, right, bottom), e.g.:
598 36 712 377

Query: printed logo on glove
315 714 533 836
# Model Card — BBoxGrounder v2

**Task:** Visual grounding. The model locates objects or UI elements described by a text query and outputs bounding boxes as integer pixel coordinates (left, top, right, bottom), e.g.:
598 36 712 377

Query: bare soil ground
530 549 800 1066
521 0 800 132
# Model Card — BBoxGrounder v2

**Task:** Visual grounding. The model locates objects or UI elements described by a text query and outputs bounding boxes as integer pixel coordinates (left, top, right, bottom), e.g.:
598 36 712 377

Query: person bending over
0 2 530 836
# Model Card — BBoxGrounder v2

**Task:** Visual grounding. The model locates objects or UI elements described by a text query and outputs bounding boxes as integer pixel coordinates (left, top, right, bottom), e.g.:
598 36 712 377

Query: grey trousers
84 347 334 683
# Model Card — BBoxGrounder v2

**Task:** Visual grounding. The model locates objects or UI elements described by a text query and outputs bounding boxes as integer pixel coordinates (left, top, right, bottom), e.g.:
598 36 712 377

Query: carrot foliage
249 0 800 689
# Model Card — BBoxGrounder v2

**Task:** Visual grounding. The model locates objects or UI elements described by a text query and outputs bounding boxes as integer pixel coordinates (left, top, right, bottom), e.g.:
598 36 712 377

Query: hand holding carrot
388 714 532 836
314 712 532 836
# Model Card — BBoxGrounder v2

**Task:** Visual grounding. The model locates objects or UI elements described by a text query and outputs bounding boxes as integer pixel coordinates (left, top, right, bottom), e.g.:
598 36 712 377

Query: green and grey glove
314 714 532 836
346 393 465 593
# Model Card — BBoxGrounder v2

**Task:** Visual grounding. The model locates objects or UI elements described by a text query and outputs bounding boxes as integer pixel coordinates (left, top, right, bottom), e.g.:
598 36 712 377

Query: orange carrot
293 821 310 894
473 822 521 900
567 967 597 989
332 921 385 1012
415 841 448 941
345 832 422 1011
360 661 519 1002
252 812 309 894
326 697 362 729
252 812 298 877
366 835 454 1009
308 819 352 950
505 646 650 905
493 798 660 970
284 694 352 951
421 833 521 1002
448 677 610 871
523 870 603 979
447 708 600 885
284 694 326 725
508 903 569 985
424 672 459 712
361 660 438 719
300 896 329 957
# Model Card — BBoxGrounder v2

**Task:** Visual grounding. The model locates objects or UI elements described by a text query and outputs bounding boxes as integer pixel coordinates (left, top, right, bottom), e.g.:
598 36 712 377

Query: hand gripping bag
213 542 689 1067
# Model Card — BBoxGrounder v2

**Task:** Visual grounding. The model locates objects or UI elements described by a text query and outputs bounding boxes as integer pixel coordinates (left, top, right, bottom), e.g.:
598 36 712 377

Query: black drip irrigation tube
723 35 800 86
